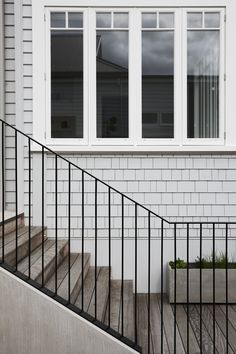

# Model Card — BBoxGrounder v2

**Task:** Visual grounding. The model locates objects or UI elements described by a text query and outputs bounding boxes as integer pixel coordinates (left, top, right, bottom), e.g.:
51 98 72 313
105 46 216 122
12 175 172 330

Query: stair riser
35 242 69 285
6 231 46 267
0 214 24 237
71 256 90 304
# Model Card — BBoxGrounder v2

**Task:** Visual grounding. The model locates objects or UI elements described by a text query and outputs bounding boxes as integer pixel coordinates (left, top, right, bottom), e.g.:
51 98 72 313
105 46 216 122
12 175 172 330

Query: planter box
167 264 236 303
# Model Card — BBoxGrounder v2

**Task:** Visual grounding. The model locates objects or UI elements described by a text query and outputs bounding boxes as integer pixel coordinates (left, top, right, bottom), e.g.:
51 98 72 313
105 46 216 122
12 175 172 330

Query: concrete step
0 212 24 237
0 226 46 266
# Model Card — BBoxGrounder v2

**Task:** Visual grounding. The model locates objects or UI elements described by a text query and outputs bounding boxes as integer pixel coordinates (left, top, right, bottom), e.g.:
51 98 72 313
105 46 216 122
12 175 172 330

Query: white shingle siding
4 0 15 210
3 1 236 241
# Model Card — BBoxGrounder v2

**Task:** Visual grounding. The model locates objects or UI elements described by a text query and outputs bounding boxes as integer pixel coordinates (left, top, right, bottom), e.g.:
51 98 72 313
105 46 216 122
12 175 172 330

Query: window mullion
88 8 97 145
129 9 141 145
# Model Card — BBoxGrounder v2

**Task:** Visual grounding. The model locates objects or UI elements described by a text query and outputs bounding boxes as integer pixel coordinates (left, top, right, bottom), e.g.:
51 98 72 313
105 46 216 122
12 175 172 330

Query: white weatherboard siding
3 1 236 290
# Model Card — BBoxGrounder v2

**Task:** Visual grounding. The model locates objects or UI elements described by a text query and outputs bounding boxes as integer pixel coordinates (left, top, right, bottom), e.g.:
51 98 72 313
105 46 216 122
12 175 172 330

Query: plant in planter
167 252 236 303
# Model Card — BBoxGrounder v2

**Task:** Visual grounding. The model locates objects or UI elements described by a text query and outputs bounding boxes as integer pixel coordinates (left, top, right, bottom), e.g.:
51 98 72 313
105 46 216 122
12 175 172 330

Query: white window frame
182 8 225 146
136 8 182 146
45 7 89 146
32 1 227 152
89 8 134 146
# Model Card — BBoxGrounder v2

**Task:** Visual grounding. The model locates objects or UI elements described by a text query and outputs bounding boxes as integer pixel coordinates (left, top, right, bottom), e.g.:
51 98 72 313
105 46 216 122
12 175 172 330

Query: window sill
31 142 236 154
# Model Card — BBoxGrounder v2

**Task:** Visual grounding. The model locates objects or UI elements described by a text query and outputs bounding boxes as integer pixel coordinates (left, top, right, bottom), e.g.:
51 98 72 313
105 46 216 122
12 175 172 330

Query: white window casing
32 0 233 152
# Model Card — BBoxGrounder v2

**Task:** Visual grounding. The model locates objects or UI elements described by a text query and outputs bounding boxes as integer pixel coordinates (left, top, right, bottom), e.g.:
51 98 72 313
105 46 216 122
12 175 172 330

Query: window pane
68 12 83 28
187 12 202 28
159 13 174 28
142 31 174 138
96 13 111 28
114 13 128 28
187 31 220 138
51 12 66 28
205 12 220 28
51 31 83 138
142 13 157 28
97 31 129 138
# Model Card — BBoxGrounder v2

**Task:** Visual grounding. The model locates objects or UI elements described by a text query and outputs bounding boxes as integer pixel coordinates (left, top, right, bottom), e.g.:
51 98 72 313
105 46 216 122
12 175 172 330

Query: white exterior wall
2 1 236 290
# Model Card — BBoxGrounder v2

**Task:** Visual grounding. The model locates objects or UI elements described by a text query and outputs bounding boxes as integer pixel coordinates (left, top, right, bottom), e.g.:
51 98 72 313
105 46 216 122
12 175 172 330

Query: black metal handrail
1 118 235 354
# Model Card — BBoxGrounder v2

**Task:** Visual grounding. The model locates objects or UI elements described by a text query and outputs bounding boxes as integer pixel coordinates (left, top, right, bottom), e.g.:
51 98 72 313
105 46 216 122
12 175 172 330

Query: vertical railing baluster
1 121 4 263
15 130 18 271
187 223 189 354
81 171 84 311
121 194 124 336
41 146 44 287
200 223 203 354
226 223 229 354
28 138 31 278
161 219 164 354
134 203 138 344
213 223 216 354
174 223 177 354
68 163 71 303
95 179 97 320
55 155 58 295
108 187 111 327
148 211 151 354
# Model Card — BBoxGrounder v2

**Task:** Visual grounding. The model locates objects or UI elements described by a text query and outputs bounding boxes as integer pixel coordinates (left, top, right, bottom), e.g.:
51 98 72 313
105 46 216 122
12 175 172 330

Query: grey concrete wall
0 268 137 354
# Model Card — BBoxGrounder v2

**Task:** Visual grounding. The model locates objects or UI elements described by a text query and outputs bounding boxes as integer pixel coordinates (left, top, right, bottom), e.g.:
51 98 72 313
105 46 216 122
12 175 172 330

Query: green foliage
195 252 235 269
169 258 187 269
169 251 236 269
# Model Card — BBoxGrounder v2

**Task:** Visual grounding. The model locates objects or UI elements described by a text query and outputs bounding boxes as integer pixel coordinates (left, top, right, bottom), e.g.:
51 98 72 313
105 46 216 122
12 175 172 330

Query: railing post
68 163 71 303
213 223 216 354
121 194 124 336
226 223 229 354
41 146 44 287
134 203 138 344
108 187 111 328
81 170 84 311
187 223 189 354
200 223 203 354
55 155 58 295
161 219 164 354
15 130 18 271
28 138 31 278
148 211 151 354
174 223 177 354
95 179 97 319
1 121 4 263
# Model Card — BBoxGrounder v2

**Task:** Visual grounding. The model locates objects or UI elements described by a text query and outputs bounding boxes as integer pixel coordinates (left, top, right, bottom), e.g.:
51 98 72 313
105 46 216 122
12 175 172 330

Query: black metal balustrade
0 118 236 354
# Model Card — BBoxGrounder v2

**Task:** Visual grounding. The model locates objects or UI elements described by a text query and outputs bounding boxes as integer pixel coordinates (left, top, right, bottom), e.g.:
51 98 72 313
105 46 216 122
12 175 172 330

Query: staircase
0 213 136 350
1 119 235 354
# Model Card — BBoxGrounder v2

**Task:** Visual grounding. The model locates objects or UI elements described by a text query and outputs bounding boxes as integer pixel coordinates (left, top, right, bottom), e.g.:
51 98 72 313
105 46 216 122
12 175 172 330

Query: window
187 11 221 139
50 12 84 139
96 12 129 139
142 12 174 139
45 8 225 149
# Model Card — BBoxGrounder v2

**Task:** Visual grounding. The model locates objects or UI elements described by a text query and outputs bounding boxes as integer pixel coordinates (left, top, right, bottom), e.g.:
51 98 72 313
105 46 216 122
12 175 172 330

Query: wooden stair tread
75 266 99 311
45 253 79 294
119 280 134 341
106 280 122 332
0 226 46 265
87 267 109 322
0 226 38 249
57 253 90 303
17 239 54 274
29 239 68 284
